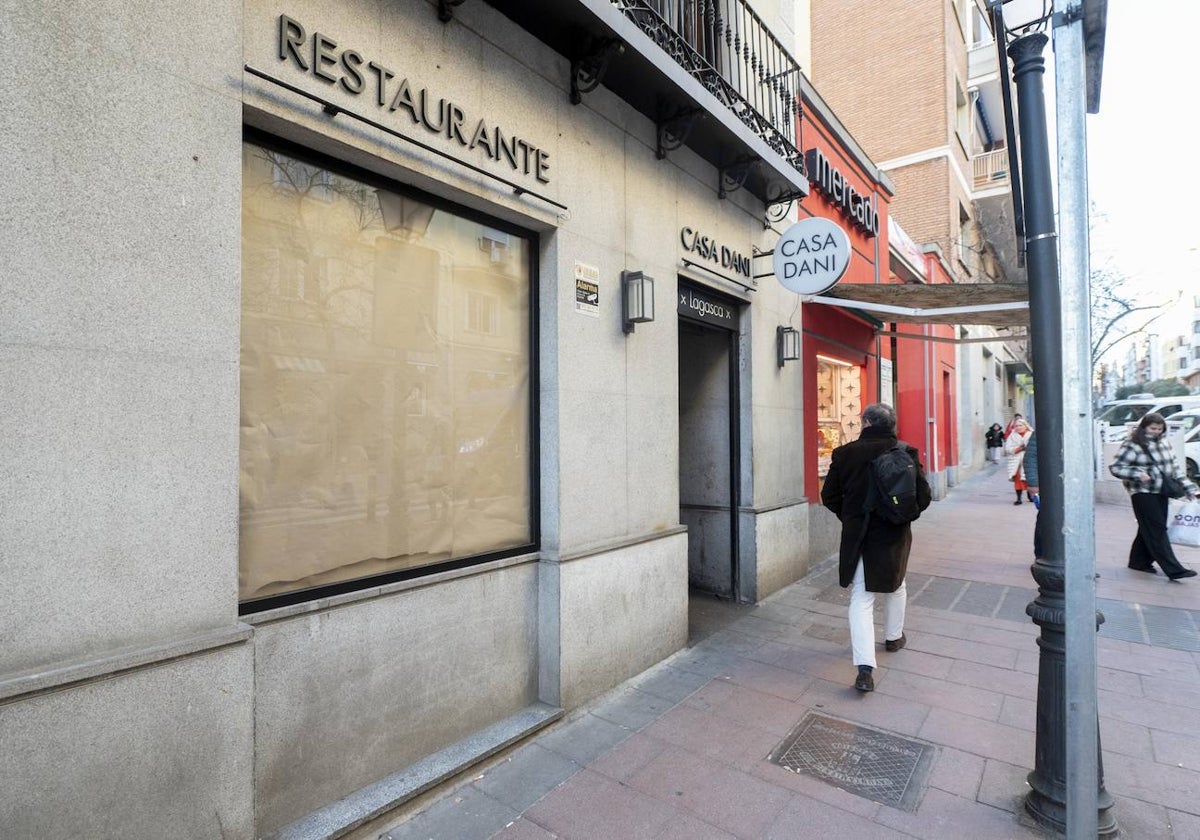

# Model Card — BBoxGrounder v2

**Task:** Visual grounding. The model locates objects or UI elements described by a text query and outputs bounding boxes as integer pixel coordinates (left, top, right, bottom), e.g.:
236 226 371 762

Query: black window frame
238 126 541 615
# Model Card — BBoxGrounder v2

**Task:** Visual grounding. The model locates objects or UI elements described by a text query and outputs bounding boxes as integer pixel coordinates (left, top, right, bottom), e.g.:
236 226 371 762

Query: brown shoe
885 634 907 652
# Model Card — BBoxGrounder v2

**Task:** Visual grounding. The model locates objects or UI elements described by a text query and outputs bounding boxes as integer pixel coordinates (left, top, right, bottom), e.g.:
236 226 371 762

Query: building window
815 356 863 488
955 79 970 152
239 138 535 609
958 204 974 274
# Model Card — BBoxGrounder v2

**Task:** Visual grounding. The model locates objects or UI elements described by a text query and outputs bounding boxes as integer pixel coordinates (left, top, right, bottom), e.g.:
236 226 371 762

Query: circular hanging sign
773 217 851 295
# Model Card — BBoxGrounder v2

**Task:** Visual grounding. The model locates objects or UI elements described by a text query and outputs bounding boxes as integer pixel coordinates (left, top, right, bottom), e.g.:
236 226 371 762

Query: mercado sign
773 217 851 295
804 148 879 237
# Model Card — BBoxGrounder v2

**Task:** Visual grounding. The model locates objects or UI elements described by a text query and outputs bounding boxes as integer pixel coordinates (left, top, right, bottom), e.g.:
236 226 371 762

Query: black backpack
865 441 922 525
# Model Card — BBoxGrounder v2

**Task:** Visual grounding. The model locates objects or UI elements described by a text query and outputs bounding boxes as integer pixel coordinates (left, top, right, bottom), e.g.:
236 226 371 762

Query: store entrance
678 297 740 602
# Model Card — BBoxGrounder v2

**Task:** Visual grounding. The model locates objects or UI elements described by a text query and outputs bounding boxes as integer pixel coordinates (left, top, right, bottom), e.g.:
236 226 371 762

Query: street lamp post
1007 30 1116 836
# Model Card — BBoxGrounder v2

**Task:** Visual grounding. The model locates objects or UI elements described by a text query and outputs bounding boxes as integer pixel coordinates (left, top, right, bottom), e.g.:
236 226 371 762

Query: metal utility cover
769 713 936 812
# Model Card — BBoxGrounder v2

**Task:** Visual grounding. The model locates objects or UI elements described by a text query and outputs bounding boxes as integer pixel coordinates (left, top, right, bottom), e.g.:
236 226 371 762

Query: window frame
238 127 541 615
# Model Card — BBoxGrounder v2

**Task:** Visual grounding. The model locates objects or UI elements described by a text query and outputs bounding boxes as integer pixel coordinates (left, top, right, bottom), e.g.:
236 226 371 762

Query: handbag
1137 442 1188 499
1168 499 1200 548
1162 474 1188 500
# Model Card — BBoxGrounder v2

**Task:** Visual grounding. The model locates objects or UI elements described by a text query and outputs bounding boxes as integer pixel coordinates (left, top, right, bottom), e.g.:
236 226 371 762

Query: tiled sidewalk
377 467 1200 839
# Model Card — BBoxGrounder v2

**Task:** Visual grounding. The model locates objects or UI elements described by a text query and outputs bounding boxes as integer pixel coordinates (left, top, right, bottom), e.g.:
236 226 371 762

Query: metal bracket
763 199 794 228
437 0 467 23
656 106 703 160
1051 5 1083 28
570 37 624 105
718 157 757 199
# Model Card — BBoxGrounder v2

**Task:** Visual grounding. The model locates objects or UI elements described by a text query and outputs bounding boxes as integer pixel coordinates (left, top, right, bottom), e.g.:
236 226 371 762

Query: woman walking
1004 417 1035 504
985 422 1004 464
1109 412 1200 579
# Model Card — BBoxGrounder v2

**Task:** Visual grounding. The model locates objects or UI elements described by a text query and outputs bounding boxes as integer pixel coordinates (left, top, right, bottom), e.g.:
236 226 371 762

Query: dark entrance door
677 284 740 600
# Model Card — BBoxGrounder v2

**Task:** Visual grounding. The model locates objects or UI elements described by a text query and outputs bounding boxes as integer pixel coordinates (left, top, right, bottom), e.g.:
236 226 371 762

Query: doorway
678 303 740 602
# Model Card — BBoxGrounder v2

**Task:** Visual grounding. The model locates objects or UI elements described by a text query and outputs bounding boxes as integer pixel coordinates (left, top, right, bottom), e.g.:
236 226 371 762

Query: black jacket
985 427 1004 448
820 425 932 592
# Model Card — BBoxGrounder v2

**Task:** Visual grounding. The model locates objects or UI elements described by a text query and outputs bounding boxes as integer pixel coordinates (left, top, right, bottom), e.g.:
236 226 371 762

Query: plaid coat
1108 436 1198 496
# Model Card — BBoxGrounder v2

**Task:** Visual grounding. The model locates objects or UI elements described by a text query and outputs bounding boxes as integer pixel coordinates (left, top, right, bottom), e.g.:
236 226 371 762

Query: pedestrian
1004 417 1035 504
1024 430 1043 559
985 422 1004 464
1003 413 1024 438
1108 412 1200 580
820 403 932 692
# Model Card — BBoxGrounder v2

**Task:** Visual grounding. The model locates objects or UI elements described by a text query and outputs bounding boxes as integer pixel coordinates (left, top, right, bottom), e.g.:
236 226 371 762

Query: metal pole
1009 28 1116 837
1054 3 1115 837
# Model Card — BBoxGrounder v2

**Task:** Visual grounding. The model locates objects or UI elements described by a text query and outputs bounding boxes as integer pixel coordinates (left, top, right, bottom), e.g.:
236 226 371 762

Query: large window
239 138 535 609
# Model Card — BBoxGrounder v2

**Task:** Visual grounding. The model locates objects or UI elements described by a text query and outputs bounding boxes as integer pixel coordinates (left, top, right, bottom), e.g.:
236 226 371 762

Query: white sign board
773 217 851 295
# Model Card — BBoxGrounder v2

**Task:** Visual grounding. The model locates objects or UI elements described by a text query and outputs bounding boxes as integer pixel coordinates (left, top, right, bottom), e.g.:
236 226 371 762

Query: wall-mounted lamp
777 325 800 367
622 270 655 334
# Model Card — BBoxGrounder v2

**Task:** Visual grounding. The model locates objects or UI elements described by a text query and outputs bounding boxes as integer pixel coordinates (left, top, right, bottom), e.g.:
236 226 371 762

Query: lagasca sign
773 218 851 295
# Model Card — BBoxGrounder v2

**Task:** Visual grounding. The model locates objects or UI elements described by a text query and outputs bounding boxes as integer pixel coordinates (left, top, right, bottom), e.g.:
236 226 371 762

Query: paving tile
639 703 780 774
874 787 1046 840
678 680 806 737
749 643 848 684
652 811 738 839
748 756 883 820
474 743 582 812
523 770 675 840
976 758 1032 814
917 708 1034 768
714 654 814 701
1102 751 1200 814
1139 673 1200 709
589 687 678 732
629 665 714 705
383 785 519 840
871 647 955 679
728 614 794 641
536 712 633 766
488 817 560 839
1014 648 1040 675
625 745 791 839
925 746 985 799
1099 689 1198 738
692 628 769 657
1097 716 1155 762
588 732 670 783
874 667 1005 722
904 633 1019 669
1100 794 1174 840
1150 728 1200 772
945 659 1038 699
668 646 742 679
761 794 913 840
798 677 933 737
1166 807 1200 837
1097 664 1147 696
1099 647 1200 681
996 694 1035 732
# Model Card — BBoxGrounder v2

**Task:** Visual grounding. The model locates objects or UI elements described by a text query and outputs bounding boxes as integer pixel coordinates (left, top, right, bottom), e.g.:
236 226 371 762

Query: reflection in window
815 355 863 489
240 142 533 605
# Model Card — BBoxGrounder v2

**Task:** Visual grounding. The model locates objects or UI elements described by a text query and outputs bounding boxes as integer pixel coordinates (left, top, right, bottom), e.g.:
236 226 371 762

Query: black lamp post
1007 30 1116 836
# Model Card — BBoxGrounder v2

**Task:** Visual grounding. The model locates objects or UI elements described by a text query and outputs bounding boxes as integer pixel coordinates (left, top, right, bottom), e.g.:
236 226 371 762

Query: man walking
821 403 932 692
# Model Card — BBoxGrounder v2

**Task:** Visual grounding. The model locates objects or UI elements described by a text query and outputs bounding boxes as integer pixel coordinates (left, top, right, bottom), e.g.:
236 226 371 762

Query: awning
804 282 1030 328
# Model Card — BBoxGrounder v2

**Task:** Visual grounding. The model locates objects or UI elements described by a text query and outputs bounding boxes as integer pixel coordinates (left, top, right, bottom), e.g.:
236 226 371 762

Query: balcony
972 147 1010 191
475 0 809 205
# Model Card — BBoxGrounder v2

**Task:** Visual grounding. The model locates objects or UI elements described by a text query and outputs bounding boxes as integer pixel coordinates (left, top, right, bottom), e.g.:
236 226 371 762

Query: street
378 464 1200 840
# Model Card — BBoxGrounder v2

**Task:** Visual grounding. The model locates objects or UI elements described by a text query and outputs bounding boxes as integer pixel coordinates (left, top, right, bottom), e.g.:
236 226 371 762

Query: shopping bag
1168 500 1200 548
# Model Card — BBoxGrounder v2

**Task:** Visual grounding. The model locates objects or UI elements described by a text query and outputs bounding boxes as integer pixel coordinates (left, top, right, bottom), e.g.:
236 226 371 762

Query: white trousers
849 559 906 668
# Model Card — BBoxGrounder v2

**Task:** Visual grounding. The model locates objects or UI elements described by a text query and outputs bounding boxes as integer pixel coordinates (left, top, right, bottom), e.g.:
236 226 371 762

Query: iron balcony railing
615 0 805 177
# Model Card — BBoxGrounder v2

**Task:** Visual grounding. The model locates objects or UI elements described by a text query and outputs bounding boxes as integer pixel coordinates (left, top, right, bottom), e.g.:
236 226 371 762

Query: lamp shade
777 325 800 366
622 270 655 332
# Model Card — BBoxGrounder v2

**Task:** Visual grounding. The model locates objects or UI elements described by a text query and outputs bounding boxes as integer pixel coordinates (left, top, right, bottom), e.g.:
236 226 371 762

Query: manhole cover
769 713 935 811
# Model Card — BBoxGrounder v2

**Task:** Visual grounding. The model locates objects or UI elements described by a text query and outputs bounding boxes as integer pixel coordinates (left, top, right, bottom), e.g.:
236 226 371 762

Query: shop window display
815 356 863 487
239 140 534 607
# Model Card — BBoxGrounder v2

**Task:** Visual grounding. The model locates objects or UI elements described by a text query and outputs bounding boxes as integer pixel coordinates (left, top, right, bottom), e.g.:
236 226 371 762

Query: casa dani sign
275 14 551 184
773 217 851 296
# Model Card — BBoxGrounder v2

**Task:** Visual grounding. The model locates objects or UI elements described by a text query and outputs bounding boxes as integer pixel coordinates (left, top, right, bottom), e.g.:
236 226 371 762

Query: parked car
1164 409 1200 481
1096 396 1200 442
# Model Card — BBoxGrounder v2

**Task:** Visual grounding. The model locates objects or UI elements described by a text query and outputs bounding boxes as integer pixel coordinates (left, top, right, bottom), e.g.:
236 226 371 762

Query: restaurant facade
1 2 947 837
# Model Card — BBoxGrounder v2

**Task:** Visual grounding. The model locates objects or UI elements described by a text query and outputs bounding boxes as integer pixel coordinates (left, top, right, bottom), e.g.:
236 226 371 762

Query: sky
1083 0 1198 358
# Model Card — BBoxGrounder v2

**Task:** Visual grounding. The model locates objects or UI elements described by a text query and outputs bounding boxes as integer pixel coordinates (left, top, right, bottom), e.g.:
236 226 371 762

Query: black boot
1014 491 1023 505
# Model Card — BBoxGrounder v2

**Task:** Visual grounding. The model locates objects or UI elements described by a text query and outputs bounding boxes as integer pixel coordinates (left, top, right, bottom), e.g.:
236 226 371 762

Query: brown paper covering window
239 143 532 601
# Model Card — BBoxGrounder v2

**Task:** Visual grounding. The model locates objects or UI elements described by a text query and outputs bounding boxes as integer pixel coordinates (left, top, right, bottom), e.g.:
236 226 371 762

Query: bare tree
1089 263 1177 368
